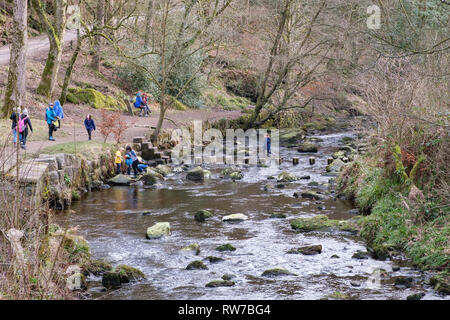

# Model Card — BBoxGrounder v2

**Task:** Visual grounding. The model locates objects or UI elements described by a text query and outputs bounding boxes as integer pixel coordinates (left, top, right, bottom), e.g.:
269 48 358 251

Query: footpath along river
56 126 447 300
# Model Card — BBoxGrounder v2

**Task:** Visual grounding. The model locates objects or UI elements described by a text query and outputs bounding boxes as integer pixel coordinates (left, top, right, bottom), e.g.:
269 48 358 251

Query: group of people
134 91 151 117
115 146 148 177
10 107 33 150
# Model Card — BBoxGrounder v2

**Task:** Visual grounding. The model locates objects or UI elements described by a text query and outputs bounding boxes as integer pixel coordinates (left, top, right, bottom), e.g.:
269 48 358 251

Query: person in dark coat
10 107 21 146
18 108 33 149
84 114 96 140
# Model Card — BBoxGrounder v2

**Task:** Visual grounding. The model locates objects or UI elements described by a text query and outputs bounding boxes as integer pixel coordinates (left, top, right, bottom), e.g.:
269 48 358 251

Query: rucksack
18 116 28 133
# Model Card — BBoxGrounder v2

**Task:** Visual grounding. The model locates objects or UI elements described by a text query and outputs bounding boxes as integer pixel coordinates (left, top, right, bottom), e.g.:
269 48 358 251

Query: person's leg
127 164 131 175
87 129 92 140
12 128 17 145
132 160 139 176
49 124 55 140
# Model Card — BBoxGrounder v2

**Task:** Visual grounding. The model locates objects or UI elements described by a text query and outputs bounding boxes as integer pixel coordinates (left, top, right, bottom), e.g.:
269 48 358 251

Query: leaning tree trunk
60 30 82 105
2 0 27 118
34 0 67 98
143 0 154 49
91 0 105 71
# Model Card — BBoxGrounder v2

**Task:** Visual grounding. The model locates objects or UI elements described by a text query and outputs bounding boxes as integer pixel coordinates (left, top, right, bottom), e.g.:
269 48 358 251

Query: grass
40 141 115 160
340 158 450 270
0 119 69 144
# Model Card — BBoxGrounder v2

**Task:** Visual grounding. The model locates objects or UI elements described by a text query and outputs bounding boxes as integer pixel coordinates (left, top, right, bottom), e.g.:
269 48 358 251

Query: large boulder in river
222 214 248 222
146 222 171 239
277 172 297 183
108 174 133 186
279 129 305 144
186 167 211 182
298 143 318 153
290 215 358 233
326 159 346 173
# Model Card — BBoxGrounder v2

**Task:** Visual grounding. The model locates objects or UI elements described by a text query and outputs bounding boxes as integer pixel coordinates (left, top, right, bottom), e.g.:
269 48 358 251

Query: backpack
18 116 27 133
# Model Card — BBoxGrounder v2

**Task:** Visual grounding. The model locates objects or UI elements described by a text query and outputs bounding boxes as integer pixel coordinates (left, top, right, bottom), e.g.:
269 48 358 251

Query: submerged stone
277 172 297 183
205 256 225 264
222 274 236 281
270 213 287 219
295 191 325 200
406 293 425 300
186 167 211 182
261 267 296 277
206 280 235 288
108 174 133 186
298 245 323 255
181 243 201 255
352 251 371 260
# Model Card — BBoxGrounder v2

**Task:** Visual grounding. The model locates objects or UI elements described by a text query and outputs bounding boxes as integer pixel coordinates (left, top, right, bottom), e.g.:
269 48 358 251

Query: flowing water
56 129 446 300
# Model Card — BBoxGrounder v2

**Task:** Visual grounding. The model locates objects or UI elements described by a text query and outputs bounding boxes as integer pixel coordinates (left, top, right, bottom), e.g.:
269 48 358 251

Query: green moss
67 88 126 111
290 215 358 233
206 280 235 288
261 267 296 277
216 244 236 252
115 264 145 281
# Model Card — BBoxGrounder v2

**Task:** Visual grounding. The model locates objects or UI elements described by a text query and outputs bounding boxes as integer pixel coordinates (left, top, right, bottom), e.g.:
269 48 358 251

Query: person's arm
27 118 33 132
92 120 96 131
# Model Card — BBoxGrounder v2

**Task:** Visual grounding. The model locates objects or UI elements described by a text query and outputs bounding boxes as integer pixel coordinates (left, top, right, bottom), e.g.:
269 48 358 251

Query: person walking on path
266 131 272 155
53 100 64 129
84 114 96 140
10 107 21 146
45 103 57 141
18 108 33 150
125 145 139 177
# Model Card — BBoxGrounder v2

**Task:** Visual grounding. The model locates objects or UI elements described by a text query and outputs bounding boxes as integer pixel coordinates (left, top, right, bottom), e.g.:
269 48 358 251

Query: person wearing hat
134 92 144 117
53 100 64 129
45 103 57 141
18 108 33 150
10 107 21 146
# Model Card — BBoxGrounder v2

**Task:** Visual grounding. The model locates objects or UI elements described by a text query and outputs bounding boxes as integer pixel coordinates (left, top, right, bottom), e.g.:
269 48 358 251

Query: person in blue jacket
84 114 96 140
53 100 64 129
45 103 57 141
134 92 145 117
266 131 272 155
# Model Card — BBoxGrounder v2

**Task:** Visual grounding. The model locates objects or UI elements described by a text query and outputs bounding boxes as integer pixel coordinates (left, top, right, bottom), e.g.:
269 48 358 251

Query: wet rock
81 259 112 276
230 171 243 180
298 143 318 153
430 272 450 295
115 264 145 282
154 164 172 176
300 175 311 180
392 266 400 272
108 174 133 186
394 276 414 289
222 274 236 281
205 256 225 264
186 167 211 182
309 157 316 165
308 181 320 187
102 272 122 288
352 251 371 260
276 183 286 189
332 151 346 160
290 215 358 233
331 254 340 259
186 260 208 270
298 245 322 255
216 244 236 252
140 170 164 186
146 222 171 239
261 267 296 277
270 213 287 219
194 210 213 222
350 282 361 287
326 159 346 173
277 172 297 183
66 272 86 291
222 214 248 222
294 191 324 200
181 243 200 255
407 293 425 300
206 280 235 288
348 209 360 215
221 168 243 180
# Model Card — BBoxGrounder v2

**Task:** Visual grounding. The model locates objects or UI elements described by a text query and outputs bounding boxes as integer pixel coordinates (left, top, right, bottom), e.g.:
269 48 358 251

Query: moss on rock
290 215 358 233
67 87 126 111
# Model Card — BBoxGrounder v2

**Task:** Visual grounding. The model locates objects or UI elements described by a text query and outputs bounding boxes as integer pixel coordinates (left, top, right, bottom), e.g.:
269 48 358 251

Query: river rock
222 214 248 222
146 222 171 239
352 251 371 260
222 274 236 281
115 264 145 282
221 168 243 180
205 256 225 264
261 267 296 277
394 276 413 289
430 273 450 295
277 172 297 182
270 213 287 219
186 260 208 270
326 159 346 173
154 164 172 176
108 174 133 186
290 215 358 233
102 272 122 288
294 191 324 200
140 170 164 186
216 244 236 252
194 210 213 222
181 243 201 255
297 245 323 255
82 259 113 276
206 280 235 288
298 143 318 153
186 167 211 182
332 151 346 160
406 293 425 300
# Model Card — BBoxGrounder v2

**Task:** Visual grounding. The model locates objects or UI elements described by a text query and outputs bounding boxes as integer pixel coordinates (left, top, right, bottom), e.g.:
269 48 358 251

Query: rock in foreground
146 222 171 239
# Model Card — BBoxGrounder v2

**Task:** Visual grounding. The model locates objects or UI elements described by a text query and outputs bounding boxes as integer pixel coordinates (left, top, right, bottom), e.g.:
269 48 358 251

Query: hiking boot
49 136 55 141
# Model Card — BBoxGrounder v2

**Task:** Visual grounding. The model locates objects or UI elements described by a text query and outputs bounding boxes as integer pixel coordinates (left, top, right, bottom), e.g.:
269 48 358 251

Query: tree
91 0 105 71
32 0 68 98
2 0 27 118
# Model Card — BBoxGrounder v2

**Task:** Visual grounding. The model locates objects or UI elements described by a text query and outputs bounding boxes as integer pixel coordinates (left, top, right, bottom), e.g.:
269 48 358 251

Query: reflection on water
56 132 446 300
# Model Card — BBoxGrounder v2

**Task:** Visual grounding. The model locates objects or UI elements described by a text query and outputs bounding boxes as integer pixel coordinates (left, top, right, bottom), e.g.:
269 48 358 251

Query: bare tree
91 0 105 71
32 0 68 98
2 0 27 118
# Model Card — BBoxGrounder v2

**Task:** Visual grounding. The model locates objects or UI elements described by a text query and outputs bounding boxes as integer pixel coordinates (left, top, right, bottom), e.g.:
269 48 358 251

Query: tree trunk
91 0 105 71
34 0 67 98
60 30 82 105
2 0 27 118
143 0 154 49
